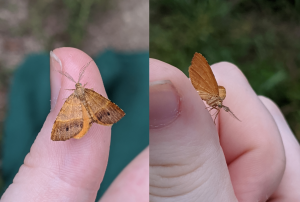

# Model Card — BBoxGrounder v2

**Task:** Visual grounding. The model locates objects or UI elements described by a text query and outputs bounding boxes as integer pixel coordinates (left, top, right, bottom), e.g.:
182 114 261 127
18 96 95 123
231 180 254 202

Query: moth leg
211 108 219 116
65 89 76 91
208 107 214 112
205 106 212 110
206 105 220 124
213 109 220 124
83 83 94 90
207 105 218 112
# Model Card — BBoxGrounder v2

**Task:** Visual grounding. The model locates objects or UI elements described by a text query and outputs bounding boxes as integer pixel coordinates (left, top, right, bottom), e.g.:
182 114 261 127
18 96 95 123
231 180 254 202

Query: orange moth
51 61 125 141
189 52 240 123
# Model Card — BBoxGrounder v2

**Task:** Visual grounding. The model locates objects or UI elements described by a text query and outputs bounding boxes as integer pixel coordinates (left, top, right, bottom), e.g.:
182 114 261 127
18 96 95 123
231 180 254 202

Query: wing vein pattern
189 53 219 96
51 94 84 141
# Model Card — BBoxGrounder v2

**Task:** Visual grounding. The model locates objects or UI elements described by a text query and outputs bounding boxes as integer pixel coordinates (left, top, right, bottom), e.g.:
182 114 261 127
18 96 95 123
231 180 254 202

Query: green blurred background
150 0 300 142
0 0 148 199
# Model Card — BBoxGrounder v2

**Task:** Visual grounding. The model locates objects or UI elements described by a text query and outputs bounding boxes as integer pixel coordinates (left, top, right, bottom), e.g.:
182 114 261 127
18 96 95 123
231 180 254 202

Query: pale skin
1 47 149 202
150 59 300 201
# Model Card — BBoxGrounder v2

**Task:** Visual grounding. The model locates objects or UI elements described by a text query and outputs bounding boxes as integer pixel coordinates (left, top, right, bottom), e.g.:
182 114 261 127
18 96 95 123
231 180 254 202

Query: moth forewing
189 52 240 123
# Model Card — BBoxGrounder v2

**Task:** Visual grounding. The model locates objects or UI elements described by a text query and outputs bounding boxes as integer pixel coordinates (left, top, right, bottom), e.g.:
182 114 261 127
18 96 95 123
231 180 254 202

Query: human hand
1 48 148 202
149 59 300 201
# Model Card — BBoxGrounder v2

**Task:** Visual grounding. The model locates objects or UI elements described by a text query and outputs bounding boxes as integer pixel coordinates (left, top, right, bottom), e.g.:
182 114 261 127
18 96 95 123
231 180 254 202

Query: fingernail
149 80 181 129
50 51 62 68
50 51 62 110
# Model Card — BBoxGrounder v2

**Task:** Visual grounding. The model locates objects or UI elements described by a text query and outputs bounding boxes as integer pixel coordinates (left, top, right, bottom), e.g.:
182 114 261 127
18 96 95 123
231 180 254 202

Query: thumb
2 47 111 201
149 59 237 201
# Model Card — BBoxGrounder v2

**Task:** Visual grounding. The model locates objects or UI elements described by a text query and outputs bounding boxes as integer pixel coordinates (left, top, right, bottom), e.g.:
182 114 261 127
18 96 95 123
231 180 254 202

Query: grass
150 0 300 141
25 0 110 49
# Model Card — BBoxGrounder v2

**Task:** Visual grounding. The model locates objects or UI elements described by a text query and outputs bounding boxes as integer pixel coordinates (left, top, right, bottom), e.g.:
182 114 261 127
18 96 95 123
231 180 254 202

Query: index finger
211 62 286 201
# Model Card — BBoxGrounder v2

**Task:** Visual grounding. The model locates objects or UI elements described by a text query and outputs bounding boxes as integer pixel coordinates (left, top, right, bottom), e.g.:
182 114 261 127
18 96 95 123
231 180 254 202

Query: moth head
75 83 82 88
216 100 223 108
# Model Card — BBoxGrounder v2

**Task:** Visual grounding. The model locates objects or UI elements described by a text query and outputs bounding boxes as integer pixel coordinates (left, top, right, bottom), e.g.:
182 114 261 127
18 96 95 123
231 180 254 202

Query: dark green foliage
150 0 300 141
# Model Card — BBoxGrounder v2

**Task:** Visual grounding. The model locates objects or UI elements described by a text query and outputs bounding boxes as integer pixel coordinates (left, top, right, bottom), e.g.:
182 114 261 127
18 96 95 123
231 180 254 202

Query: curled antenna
57 70 76 83
78 60 94 83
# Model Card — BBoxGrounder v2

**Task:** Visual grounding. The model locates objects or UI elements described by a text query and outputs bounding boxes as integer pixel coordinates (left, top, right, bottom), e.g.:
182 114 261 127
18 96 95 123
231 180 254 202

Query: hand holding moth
149 58 298 201
1 48 148 202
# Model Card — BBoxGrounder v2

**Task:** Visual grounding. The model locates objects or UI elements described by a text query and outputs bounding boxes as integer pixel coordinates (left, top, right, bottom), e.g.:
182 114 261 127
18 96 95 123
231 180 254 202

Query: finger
1 47 111 201
149 59 237 202
211 62 286 201
99 147 149 202
259 96 300 201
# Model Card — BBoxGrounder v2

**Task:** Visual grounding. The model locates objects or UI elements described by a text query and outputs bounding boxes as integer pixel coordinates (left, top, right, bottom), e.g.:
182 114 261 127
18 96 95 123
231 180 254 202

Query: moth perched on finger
188 52 240 123
51 60 125 141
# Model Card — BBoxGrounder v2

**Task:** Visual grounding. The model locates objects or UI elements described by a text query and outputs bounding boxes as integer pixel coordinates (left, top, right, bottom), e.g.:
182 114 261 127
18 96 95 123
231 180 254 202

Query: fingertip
50 47 106 116
212 62 247 83
210 62 285 201
150 58 187 81
259 96 283 119
210 61 258 127
211 62 251 102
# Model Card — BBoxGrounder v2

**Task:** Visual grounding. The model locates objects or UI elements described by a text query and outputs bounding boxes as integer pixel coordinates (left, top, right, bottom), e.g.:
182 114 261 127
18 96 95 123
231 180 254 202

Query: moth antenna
57 70 76 83
78 60 94 83
227 109 241 122
222 105 241 122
